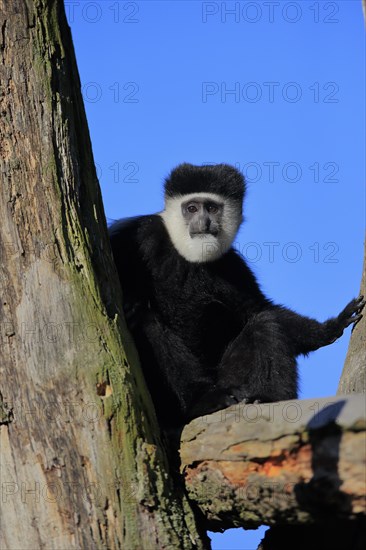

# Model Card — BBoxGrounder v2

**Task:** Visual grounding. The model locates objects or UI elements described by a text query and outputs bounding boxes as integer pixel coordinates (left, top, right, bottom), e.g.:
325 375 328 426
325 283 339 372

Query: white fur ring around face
161 192 242 263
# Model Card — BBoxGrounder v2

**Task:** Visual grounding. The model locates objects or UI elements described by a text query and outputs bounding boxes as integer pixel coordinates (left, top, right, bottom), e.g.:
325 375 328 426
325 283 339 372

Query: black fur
164 163 245 201
109 165 364 428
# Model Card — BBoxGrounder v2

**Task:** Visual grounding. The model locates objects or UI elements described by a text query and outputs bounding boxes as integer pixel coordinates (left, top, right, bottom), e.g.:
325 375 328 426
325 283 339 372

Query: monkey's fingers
339 296 365 323
345 313 363 327
355 295 365 313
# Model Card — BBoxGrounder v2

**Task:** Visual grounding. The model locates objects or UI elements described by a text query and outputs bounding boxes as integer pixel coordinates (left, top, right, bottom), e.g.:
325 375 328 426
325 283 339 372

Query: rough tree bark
338 238 366 395
181 395 366 549
0 2 208 548
181 395 366 529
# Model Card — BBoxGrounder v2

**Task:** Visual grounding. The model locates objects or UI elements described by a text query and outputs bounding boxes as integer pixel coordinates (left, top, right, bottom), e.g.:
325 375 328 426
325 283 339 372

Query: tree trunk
0 1 208 548
337 237 366 395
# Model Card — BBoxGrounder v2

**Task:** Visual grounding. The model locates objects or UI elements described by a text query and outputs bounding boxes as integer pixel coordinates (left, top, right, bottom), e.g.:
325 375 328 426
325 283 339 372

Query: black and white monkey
109 163 364 428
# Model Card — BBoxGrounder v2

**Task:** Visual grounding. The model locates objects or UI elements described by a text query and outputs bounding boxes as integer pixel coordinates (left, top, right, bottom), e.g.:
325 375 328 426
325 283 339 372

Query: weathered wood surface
338 238 366 395
180 395 366 531
0 1 208 548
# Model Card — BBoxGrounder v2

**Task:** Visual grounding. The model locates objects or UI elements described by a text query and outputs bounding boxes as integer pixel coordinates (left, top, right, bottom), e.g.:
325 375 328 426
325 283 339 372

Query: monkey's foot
188 386 271 421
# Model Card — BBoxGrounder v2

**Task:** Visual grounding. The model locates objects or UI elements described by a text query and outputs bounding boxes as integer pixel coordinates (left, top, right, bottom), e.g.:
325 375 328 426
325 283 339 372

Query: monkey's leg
190 296 365 419
189 311 297 419
135 313 213 427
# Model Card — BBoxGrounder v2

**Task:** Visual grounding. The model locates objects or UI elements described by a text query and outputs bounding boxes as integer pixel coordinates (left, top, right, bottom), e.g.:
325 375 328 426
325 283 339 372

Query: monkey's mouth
190 231 218 238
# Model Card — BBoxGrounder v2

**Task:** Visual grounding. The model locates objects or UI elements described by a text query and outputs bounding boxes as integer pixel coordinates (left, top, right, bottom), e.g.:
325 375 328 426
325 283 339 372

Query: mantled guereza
109 163 364 428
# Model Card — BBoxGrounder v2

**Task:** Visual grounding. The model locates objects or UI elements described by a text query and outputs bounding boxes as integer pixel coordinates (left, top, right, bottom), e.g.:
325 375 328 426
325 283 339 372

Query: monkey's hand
323 295 365 344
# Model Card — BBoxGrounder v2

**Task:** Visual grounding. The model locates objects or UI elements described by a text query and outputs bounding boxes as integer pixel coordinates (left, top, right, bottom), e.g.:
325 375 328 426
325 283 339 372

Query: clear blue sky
67 2 365 548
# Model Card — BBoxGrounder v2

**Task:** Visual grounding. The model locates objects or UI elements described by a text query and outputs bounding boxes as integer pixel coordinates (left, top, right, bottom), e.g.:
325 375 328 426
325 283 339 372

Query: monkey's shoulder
109 214 171 269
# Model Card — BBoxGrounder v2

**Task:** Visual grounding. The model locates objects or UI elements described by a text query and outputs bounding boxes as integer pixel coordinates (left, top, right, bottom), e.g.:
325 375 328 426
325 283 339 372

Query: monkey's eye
187 204 198 213
207 204 218 214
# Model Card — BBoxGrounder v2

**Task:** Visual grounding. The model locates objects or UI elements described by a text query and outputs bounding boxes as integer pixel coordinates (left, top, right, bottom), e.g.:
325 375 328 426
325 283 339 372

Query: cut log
180 395 366 531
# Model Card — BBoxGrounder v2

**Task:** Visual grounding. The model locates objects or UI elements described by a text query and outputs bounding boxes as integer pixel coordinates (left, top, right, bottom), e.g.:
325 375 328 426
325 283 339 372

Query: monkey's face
161 192 242 263
182 198 223 238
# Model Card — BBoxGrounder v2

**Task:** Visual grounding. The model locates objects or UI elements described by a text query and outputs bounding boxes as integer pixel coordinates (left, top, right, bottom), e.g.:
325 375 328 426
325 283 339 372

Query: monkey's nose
199 216 210 232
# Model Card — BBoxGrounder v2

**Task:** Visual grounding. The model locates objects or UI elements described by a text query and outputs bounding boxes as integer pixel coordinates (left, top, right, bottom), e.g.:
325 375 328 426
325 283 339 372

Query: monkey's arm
231 253 365 355
272 296 365 356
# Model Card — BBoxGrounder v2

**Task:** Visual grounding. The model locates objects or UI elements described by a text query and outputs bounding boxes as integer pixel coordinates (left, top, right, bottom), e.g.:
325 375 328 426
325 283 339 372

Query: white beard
160 192 242 263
